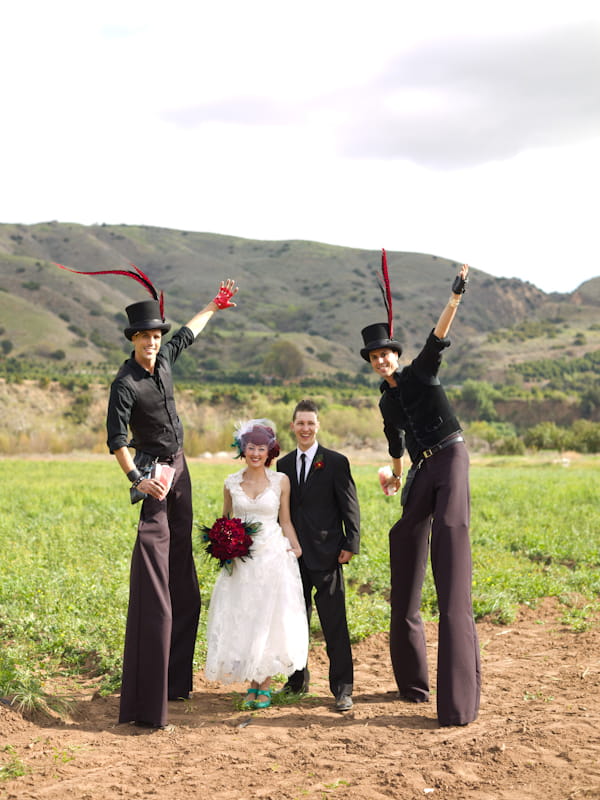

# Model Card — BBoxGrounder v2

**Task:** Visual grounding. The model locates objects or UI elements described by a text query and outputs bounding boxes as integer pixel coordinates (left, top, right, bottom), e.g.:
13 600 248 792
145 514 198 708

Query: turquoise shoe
254 689 271 709
242 688 258 709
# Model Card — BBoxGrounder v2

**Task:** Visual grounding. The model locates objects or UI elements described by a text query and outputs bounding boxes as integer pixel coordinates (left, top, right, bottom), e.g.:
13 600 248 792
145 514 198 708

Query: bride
204 419 309 709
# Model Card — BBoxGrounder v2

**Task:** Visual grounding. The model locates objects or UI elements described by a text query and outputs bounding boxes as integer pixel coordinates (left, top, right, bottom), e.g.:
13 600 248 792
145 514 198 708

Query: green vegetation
0 458 598 714
486 317 566 343
0 747 28 781
509 349 600 387
1 221 599 391
1 375 599 458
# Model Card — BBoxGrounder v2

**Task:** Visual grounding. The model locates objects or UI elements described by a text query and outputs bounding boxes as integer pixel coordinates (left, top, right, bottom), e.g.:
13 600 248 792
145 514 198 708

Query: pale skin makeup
369 264 469 494
222 438 302 700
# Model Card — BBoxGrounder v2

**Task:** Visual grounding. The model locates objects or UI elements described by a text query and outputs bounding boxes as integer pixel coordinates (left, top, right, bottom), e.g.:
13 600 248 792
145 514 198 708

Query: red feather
54 262 162 311
379 248 394 339
129 263 159 300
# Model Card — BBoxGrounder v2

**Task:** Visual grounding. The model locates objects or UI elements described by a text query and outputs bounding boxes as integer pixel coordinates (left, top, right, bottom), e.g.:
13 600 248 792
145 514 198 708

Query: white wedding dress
204 469 309 684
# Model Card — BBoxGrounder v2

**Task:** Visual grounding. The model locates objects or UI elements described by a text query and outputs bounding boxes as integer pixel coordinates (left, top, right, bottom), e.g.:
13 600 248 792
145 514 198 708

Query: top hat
124 300 171 340
360 322 403 362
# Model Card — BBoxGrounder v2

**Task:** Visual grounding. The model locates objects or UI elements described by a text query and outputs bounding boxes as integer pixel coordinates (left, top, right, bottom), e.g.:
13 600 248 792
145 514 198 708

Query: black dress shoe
281 668 310 695
280 681 309 695
133 721 175 731
335 693 353 712
399 691 429 704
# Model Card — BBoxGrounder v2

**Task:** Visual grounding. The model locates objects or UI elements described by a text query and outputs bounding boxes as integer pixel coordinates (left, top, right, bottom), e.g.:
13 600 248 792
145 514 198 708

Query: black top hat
360 322 403 362
124 300 171 340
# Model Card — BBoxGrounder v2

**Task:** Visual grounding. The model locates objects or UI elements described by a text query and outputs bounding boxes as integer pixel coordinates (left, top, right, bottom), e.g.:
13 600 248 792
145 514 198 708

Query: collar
127 355 154 378
297 441 318 462
380 371 402 393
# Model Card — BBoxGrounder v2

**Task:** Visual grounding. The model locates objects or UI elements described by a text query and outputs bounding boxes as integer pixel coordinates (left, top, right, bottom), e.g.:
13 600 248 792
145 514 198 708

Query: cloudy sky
2 1 599 292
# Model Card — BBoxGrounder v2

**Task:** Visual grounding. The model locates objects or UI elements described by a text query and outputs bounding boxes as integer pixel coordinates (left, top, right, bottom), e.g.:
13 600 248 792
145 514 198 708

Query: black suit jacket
277 446 360 572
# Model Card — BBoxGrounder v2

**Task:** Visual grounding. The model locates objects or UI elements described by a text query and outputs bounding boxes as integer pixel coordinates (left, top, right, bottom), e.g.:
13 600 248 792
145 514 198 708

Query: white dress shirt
297 441 318 482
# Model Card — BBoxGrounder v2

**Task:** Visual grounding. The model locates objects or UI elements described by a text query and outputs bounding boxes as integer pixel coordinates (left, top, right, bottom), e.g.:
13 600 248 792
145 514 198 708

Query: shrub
493 436 525 455
460 380 498 421
262 341 304 379
570 420 600 453
523 422 571 451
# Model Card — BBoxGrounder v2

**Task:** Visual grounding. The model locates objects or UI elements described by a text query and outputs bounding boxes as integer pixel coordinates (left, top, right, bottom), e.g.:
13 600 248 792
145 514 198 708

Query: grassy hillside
0 221 599 397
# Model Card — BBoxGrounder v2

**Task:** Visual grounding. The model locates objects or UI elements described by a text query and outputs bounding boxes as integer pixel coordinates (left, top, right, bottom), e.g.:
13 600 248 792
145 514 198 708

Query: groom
277 399 361 711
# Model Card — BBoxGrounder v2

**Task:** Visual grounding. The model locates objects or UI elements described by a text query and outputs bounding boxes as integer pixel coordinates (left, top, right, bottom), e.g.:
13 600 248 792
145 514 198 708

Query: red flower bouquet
200 516 261 575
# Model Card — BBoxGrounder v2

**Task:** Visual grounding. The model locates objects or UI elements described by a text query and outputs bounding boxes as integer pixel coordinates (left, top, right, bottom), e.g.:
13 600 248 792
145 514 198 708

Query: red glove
212 283 236 309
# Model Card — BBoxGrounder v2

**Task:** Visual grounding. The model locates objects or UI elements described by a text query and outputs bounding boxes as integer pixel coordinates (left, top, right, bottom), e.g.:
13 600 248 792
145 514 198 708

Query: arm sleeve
411 329 451 383
383 414 405 460
333 455 361 554
162 326 195 365
106 379 135 453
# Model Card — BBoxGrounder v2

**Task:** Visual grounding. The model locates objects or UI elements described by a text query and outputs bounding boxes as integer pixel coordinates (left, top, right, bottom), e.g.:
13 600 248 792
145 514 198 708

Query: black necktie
299 453 306 486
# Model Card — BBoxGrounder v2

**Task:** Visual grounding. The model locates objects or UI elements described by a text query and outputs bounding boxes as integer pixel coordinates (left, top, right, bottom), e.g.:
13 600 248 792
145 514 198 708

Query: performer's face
291 411 319 451
132 329 162 369
368 347 400 381
244 442 269 468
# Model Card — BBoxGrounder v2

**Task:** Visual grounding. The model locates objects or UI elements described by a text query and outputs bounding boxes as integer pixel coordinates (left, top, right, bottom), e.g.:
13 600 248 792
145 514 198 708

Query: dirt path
2 598 599 800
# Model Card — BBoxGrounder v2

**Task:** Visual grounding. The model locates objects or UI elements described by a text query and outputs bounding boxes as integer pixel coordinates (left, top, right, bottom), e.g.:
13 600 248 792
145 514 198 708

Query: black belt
421 433 464 460
160 450 182 464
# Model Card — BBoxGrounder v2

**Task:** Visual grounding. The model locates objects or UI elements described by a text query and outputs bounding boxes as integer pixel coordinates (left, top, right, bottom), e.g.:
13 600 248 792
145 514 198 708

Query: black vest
380 365 461 463
116 355 183 458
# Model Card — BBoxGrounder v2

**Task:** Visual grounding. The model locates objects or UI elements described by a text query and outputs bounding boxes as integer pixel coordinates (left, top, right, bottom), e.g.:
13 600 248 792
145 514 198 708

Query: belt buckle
423 447 434 458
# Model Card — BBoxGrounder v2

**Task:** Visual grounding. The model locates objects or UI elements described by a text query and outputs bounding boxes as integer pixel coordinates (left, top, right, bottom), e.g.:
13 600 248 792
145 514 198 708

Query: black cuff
451 274 468 294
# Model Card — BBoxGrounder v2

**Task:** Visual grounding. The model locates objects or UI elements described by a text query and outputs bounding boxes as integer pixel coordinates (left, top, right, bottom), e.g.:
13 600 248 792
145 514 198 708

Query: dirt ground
1 598 599 800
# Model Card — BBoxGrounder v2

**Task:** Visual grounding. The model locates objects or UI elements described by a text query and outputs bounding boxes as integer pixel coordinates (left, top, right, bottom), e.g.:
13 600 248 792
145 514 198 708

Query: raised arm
433 264 469 339
185 279 238 338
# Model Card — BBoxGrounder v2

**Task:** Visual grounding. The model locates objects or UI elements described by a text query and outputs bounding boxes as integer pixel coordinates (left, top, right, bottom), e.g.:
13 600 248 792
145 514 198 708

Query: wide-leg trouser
118 451 201 727
389 442 480 726
287 560 354 698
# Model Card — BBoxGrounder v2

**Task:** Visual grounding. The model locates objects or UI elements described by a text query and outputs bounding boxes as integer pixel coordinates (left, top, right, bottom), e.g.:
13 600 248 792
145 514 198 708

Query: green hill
0 221 599 384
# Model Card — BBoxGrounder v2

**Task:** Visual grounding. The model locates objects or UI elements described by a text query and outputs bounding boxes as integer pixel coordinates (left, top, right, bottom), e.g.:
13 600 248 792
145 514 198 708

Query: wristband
392 470 401 479
131 474 145 489
451 274 468 294
212 286 235 309
127 469 142 483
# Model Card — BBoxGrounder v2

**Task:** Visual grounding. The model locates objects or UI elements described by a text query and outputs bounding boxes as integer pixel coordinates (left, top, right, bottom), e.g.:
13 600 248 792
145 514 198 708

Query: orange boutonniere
313 455 325 471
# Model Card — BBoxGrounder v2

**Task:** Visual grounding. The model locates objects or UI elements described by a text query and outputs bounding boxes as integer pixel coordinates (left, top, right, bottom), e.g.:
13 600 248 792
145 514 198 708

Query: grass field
1 457 598 709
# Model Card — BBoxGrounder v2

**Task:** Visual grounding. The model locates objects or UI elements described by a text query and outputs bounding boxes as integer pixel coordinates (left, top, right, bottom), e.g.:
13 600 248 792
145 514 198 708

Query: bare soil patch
1 598 599 800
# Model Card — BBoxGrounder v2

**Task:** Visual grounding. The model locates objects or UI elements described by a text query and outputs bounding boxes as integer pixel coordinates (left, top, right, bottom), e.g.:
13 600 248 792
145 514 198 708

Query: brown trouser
389 441 480 726
119 451 201 727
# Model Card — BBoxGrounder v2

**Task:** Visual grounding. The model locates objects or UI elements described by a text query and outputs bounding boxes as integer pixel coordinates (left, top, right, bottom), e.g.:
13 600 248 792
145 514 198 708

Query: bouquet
200 516 261 575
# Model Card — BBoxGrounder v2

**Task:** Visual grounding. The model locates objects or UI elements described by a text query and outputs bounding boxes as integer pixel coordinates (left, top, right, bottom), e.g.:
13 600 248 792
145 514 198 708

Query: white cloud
1 0 599 293
340 23 600 167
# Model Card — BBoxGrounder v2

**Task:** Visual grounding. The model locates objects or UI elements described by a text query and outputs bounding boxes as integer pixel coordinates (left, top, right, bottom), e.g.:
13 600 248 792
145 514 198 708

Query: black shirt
379 330 462 463
106 326 195 458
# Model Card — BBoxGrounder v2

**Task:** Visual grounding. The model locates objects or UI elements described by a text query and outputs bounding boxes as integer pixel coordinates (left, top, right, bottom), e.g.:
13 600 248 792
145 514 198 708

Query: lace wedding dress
204 469 309 684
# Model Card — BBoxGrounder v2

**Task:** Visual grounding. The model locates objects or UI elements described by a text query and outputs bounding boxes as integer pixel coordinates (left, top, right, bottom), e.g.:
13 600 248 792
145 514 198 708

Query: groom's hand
338 550 353 564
